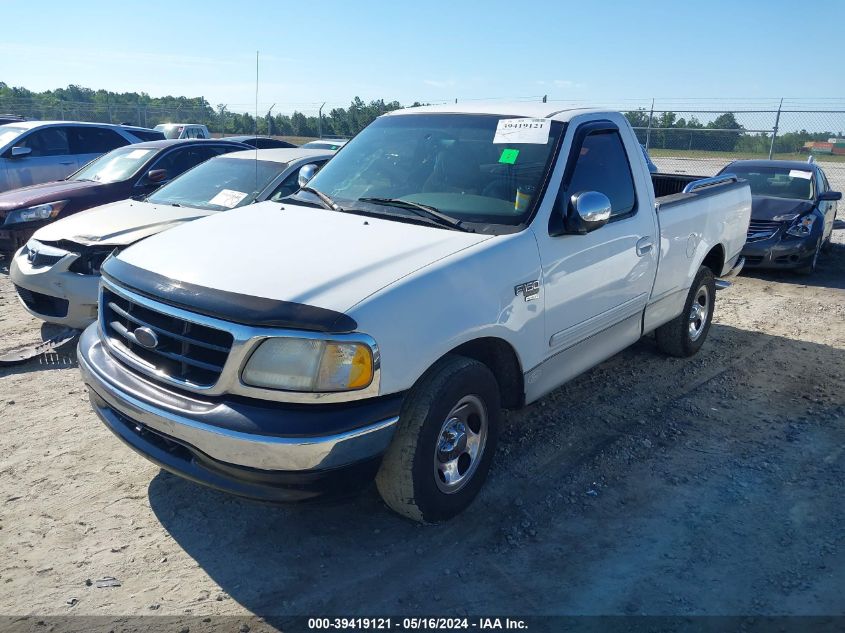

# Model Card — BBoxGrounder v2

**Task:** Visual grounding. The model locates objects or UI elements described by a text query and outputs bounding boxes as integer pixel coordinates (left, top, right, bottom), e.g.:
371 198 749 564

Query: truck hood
751 195 814 221
0 179 107 214
115 201 492 314
32 199 212 247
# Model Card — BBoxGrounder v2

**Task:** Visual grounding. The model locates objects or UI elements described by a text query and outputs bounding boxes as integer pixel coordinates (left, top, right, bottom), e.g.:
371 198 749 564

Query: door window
269 160 327 201
71 127 129 154
566 130 636 219
14 127 71 157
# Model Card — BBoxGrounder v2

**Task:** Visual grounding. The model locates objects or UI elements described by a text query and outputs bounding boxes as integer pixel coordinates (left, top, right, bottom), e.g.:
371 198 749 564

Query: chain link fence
2 96 844 191
625 107 845 193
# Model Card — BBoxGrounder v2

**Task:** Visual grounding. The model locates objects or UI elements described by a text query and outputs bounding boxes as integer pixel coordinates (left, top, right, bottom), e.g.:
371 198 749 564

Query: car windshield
146 157 284 210
70 146 158 183
154 125 182 139
0 125 26 147
301 114 563 229
729 165 814 200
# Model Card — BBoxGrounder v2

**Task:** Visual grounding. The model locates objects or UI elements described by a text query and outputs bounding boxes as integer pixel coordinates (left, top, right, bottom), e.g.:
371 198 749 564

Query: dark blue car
718 159 841 274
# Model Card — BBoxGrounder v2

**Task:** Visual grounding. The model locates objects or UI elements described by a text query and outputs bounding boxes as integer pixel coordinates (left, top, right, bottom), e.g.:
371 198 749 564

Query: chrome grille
746 219 782 241
101 286 233 387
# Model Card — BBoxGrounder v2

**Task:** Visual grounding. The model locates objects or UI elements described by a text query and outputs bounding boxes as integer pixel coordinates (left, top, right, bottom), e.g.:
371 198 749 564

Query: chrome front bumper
78 324 399 474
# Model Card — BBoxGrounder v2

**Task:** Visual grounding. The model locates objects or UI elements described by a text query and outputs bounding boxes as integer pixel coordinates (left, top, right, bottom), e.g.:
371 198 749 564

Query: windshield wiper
357 197 469 232
301 186 342 211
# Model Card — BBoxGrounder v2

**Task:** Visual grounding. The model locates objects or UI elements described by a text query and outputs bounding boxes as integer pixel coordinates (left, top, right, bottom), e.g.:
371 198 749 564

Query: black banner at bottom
1 616 844 633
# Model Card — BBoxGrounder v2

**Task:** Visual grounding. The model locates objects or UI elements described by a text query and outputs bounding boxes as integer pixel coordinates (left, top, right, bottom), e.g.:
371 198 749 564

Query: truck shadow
146 323 845 619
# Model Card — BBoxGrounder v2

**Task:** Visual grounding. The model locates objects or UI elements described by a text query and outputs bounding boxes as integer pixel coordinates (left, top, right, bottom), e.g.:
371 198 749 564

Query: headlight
772 213 799 222
786 213 816 237
242 338 375 392
4 201 67 225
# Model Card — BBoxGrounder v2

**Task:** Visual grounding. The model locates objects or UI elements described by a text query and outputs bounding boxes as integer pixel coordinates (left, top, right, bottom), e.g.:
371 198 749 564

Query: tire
655 265 716 358
376 355 501 523
796 238 822 275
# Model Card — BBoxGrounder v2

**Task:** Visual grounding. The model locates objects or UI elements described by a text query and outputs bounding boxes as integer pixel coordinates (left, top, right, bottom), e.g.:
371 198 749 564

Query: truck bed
651 173 706 199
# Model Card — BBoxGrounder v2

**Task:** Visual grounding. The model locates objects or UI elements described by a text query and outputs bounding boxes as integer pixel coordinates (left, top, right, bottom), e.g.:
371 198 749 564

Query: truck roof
386 102 608 122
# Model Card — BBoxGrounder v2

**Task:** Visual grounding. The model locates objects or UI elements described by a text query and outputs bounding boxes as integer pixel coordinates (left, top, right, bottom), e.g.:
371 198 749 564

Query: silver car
0 121 162 193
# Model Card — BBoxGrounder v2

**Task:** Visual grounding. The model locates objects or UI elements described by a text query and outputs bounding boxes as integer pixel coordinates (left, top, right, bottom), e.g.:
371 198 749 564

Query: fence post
645 98 654 150
768 98 783 159
318 102 325 138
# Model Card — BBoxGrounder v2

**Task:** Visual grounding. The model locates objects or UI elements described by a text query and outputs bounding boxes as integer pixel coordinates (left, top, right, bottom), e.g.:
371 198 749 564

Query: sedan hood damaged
114 201 492 314
751 195 814 221
31 199 212 247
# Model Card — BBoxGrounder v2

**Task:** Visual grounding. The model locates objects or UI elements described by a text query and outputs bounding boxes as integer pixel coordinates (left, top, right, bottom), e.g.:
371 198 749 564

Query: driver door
531 118 658 387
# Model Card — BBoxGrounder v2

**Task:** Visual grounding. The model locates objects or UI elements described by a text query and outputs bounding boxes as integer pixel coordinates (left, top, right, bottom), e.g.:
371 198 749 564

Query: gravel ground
0 226 843 626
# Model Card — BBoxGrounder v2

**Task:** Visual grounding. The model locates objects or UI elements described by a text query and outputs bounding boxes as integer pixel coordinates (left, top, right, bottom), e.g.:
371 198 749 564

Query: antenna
255 50 259 194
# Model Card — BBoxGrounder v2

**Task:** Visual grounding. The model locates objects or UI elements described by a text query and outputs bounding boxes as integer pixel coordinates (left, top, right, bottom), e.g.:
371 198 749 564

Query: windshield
154 124 182 139
0 125 26 147
70 146 158 183
146 157 284 210
728 165 814 200
300 114 564 229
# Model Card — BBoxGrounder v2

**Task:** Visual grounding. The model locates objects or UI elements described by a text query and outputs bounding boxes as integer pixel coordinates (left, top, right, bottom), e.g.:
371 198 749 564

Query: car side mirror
819 190 842 201
10 146 31 158
564 191 612 234
298 163 319 188
146 169 168 183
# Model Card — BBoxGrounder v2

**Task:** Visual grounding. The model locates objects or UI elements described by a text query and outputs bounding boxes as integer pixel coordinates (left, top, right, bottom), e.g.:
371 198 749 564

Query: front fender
347 230 545 396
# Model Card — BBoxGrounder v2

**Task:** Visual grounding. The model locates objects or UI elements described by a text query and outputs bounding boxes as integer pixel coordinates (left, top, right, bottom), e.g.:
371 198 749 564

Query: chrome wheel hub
434 395 487 494
688 284 710 342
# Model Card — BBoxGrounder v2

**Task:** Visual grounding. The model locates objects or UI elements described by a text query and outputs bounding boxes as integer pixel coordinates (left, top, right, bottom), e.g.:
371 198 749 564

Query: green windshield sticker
499 148 520 164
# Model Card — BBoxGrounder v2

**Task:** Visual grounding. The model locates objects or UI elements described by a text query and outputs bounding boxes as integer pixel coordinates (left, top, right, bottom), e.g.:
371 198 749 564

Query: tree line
624 108 840 154
0 83 413 138
0 84 840 151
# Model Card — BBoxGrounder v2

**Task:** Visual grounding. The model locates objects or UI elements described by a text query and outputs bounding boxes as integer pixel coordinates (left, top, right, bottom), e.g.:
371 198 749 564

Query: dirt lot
1 227 843 626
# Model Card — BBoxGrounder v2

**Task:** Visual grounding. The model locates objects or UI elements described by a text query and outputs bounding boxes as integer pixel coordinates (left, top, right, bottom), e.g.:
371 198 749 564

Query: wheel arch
701 243 726 277
425 336 525 410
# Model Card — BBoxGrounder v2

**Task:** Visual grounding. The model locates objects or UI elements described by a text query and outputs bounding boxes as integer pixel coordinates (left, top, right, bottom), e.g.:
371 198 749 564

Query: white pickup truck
78 103 750 522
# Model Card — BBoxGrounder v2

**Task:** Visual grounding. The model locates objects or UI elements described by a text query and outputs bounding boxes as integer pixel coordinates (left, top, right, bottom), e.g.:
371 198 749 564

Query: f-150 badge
514 280 540 301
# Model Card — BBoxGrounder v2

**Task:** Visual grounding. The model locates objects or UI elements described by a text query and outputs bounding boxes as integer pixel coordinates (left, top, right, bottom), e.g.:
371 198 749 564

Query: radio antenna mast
255 50 259 193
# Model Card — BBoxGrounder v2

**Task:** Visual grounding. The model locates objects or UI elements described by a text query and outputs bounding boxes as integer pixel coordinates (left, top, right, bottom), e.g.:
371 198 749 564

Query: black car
718 159 841 274
0 114 25 126
0 138 248 255
222 135 297 149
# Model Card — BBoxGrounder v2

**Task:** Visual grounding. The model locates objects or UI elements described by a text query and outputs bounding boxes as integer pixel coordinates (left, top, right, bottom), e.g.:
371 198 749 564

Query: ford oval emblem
133 326 159 349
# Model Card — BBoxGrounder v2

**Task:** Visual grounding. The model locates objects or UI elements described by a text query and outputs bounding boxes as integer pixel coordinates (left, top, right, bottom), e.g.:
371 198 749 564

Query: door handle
636 237 653 257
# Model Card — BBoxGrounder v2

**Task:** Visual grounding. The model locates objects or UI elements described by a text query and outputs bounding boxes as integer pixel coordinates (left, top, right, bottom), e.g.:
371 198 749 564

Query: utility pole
318 102 326 138
645 98 655 150
768 98 783 160
267 103 276 136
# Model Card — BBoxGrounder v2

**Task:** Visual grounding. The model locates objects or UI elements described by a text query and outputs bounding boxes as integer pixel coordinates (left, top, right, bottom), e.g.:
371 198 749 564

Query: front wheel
797 238 822 275
655 265 716 357
376 356 501 523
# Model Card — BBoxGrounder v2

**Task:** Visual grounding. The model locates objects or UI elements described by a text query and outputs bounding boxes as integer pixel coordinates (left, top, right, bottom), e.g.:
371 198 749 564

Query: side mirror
819 190 842 202
146 169 168 183
298 163 319 188
565 191 612 234
10 146 31 158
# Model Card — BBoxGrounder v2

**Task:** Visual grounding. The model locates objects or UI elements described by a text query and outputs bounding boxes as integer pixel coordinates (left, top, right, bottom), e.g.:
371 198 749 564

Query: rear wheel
375 356 501 523
655 266 715 357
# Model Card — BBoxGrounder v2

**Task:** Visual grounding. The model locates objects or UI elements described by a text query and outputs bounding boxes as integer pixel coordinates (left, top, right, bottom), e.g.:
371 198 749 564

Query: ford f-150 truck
78 103 750 522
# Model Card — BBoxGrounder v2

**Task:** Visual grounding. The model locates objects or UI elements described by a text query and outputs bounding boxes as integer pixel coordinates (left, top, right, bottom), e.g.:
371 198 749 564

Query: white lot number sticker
493 118 550 144
209 189 248 208
789 170 813 180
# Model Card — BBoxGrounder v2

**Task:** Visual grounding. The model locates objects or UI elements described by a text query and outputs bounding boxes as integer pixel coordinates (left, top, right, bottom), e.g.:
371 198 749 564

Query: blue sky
1 0 843 115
